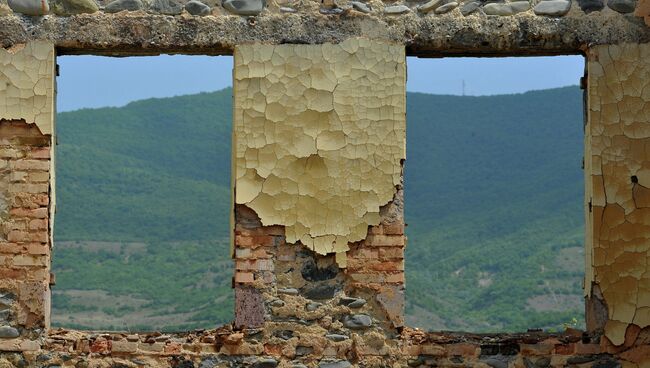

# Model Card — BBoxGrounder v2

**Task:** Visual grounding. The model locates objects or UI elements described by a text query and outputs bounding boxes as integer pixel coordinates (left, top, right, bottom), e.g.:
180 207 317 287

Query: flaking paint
0 41 54 136
586 43 650 345
233 38 406 267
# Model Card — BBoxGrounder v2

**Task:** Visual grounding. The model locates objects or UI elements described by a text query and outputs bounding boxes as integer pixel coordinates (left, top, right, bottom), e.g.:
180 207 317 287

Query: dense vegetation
52 86 585 332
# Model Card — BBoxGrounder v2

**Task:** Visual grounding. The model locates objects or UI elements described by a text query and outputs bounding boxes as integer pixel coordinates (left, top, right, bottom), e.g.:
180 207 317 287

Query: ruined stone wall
1 22 650 368
0 41 54 353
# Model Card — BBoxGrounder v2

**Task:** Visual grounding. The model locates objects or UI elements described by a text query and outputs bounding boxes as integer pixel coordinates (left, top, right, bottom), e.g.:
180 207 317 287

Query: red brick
235 235 276 248
0 268 25 279
353 248 379 259
28 219 47 230
13 255 48 267
8 183 48 194
27 147 50 159
9 207 47 218
252 248 271 259
253 235 275 247
235 248 252 259
385 272 405 283
257 259 273 271
236 260 255 271
12 160 49 171
33 194 49 206
235 225 284 237
235 272 254 284
378 247 403 260
0 148 21 159
235 235 254 247
0 243 22 254
27 172 49 183
9 171 26 182
236 259 273 271
7 230 28 242
365 234 405 247
383 222 404 235
370 261 404 272
3 220 26 231
26 243 48 255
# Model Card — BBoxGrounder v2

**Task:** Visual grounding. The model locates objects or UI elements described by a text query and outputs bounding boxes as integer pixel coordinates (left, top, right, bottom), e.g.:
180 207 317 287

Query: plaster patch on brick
586 43 650 346
0 41 55 136
233 39 406 267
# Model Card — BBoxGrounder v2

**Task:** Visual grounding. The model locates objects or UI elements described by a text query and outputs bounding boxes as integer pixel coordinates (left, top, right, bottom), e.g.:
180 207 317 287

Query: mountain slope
52 86 585 332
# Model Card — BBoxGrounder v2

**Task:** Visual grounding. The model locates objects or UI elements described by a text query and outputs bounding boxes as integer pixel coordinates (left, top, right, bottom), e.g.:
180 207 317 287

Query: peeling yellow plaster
0 41 55 136
586 43 650 345
233 39 406 267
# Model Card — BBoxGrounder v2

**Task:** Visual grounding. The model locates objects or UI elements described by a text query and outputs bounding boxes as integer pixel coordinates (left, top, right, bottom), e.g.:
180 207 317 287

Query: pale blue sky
56 55 584 112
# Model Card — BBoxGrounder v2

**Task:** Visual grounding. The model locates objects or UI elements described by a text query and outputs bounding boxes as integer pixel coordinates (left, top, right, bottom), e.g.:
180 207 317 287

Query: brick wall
0 120 51 351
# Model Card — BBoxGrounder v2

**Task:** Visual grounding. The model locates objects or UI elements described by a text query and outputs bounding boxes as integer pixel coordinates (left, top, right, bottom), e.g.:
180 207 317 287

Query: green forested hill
52 86 585 332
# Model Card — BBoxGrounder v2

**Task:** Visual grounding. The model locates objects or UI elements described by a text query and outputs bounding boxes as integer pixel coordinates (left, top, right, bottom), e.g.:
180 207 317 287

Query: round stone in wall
0 326 19 338
533 0 571 15
418 0 443 12
349 1 371 13
222 0 265 15
51 0 99 15
460 0 480 14
104 0 143 12
7 0 48 15
607 0 635 12
384 4 410 14
150 0 183 14
342 314 373 329
435 1 458 13
577 0 603 12
483 0 529 15
185 0 210 14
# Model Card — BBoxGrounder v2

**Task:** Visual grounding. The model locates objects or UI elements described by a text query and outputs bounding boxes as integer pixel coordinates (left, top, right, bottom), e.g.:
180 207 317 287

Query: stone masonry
1 0 650 365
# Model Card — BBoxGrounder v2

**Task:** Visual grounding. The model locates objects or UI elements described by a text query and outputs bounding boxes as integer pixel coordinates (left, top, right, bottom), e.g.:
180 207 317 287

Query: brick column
0 41 55 351
585 43 650 347
231 38 406 336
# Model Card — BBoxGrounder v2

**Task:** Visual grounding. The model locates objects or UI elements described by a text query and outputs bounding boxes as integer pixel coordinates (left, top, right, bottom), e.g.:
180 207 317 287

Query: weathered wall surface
0 9 650 56
231 40 407 344
233 38 405 267
0 41 54 352
0 121 51 351
2 326 650 367
1 11 650 366
585 43 650 350
0 42 55 136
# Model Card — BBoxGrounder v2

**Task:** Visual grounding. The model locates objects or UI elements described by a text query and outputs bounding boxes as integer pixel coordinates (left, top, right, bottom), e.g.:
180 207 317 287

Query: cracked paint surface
586 43 650 346
0 41 54 135
233 38 405 267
